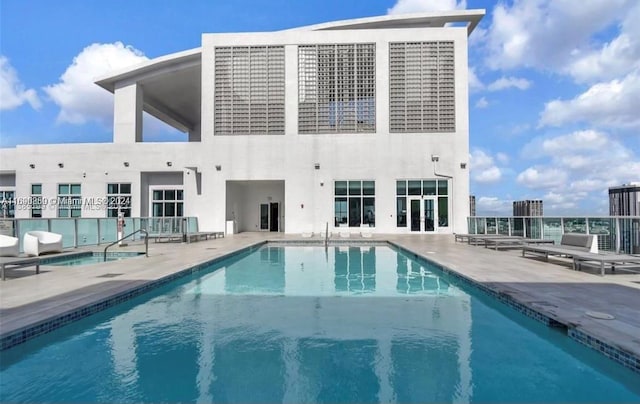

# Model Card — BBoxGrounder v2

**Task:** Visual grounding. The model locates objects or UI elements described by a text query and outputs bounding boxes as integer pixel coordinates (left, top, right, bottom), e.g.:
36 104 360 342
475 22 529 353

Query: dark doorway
269 202 279 232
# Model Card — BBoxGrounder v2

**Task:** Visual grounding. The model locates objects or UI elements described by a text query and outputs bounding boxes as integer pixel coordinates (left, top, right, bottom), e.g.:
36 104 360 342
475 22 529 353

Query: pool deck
1 233 639 373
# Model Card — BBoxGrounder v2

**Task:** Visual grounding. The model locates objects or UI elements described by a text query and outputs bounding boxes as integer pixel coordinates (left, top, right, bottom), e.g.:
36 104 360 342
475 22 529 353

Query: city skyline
1 0 639 215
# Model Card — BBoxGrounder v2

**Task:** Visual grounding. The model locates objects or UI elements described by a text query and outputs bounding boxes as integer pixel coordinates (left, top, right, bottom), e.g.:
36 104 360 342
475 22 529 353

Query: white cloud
476 196 511 215
0 56 41 111
539 71 640 129
518 130 640 213
475 97 489 109
484 0 635 73
487 76 531 91
43 42 148 125
516 167 568 189
496 152 509 164
468 67 483 93
470 149 503 183
387 0 466 14
564 2 640 83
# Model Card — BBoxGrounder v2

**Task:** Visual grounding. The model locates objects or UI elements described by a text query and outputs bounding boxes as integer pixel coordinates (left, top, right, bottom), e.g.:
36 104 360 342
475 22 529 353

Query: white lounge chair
0 235 20 257
23 231 63 256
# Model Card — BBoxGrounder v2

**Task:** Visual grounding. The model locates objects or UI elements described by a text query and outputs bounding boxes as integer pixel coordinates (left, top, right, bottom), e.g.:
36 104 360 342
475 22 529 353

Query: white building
0 10 484 235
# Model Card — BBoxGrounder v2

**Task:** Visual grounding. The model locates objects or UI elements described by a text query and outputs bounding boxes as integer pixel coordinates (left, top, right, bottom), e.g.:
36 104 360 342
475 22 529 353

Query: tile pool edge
0 241 266 351
387 241 640 374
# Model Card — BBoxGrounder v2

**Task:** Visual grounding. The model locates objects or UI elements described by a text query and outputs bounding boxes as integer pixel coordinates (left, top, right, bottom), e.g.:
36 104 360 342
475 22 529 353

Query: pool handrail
103 229 148 262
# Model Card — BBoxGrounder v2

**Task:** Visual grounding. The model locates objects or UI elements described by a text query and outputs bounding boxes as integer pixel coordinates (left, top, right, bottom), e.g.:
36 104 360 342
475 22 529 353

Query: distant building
469 195 476 217
609 183 640 216
513 200 543 217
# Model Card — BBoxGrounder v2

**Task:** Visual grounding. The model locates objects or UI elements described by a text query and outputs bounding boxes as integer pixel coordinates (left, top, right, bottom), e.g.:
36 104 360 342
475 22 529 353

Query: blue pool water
1 245 638 403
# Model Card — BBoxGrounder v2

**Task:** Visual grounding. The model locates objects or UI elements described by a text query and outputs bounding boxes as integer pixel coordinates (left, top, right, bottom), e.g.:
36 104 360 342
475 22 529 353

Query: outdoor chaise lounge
23 231 63 256
522 233 598 263
1 256 40 280
0 234 20 257
572 253 640 276
481 236 555 250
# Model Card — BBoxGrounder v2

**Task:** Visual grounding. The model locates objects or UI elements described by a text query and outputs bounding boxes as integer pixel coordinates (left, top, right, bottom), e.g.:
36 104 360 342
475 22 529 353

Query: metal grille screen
298 43 376 134
389 42 455 133
214 46 285 135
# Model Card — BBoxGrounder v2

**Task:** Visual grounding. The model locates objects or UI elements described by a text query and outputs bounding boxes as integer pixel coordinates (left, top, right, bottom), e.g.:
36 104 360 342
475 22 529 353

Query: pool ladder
324 222 329 248
103 229 149 262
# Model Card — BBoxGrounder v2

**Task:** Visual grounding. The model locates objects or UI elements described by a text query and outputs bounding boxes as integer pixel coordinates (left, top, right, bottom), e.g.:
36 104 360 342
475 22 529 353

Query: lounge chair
522 233 598 263
1 256 40 280
0 234 19 257
572 252 640 276
23 231 63 256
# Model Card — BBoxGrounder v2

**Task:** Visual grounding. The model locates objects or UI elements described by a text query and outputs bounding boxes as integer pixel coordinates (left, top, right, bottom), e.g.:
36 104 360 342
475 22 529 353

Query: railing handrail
103 229 148 262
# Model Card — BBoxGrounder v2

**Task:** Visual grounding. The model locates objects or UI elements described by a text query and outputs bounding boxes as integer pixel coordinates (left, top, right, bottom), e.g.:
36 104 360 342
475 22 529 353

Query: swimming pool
1 245 638 402
41 252 143 266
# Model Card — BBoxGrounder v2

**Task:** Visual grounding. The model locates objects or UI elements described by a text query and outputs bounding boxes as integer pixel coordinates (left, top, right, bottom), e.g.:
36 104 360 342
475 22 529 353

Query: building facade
469 195 476 217
609 183 640 216
513 200 543 217
0 11 484 235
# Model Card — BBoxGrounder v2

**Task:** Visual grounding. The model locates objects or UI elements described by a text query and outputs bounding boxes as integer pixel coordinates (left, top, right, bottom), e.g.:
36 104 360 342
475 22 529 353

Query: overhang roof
95 48 201 133
287 9 485 36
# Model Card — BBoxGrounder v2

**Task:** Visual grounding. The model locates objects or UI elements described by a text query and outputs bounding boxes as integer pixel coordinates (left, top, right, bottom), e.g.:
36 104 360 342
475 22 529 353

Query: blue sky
1 0 639 215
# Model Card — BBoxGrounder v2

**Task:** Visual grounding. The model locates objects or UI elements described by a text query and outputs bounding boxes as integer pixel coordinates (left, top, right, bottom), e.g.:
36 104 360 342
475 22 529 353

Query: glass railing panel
542 218 562 244
498 218 510 235
486 218 497 234
476 218 486 234
0 219 17 237
563 217 586 234
188 217 198 233
17 219 49 252
50 219 76 248
99 218 118 244
77 219 99 246
510 217 524 237
619 218 640 254
588 218 615 252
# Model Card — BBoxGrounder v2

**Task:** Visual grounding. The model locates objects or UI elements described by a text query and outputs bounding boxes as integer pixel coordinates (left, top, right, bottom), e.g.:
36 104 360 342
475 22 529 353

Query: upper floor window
214 46 285 135
0 190 15 218
389 41 455 133
299 43 376 134
58 184 81 218
31 184 42 218
107 183 132 218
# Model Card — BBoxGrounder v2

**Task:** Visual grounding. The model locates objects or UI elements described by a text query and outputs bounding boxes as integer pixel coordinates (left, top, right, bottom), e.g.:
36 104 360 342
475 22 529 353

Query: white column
113 81 143 143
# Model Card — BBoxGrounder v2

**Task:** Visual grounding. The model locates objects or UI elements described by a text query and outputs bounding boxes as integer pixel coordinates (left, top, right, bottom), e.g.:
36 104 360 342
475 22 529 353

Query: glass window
107 183 132 218
58 183 81 218
437 180 448 196
438 197 448 227
348 181 361 196
362 181 375 196
396 180 406 196
408 180 421 195
334 180 374 227
31 184 42 218
0 191 15 218
151 188 183 217
423 180 436 196
396 197 407 227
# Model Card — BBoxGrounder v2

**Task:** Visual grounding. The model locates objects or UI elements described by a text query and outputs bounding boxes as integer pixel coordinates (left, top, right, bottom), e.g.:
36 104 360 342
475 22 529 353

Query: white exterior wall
0 24 472 235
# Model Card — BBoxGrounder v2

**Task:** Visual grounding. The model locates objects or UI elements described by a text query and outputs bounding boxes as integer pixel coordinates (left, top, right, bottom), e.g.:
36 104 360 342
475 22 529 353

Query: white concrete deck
1 233 639 371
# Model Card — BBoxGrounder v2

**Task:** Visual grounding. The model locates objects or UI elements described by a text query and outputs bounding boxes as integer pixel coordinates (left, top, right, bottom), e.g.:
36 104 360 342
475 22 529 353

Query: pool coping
1 237 639 375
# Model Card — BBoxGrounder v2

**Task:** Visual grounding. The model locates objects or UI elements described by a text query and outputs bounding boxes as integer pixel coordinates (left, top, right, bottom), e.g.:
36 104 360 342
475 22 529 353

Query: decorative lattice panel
214 46 285 135
298 43 375 134
389 41 455 133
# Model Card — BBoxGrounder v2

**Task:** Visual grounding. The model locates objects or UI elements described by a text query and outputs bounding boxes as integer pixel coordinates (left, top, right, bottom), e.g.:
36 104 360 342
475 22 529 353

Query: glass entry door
409 198 437 233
